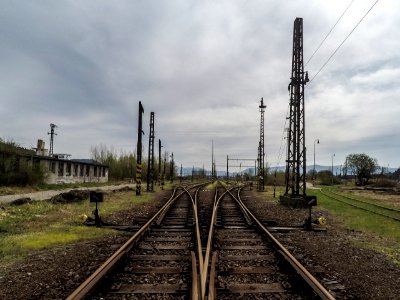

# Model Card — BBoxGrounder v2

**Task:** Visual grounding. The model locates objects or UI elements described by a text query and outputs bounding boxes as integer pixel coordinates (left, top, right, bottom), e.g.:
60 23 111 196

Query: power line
305 0 355 67
275 103 290 169
310 0 380 83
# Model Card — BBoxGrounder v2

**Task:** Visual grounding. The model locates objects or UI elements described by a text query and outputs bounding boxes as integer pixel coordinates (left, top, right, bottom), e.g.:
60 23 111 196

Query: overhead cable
309 0 380 83
275 103 290 170
305 0 355 67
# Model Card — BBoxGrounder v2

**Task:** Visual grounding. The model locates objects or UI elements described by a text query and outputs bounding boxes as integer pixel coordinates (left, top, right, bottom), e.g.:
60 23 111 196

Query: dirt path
0 184 136 204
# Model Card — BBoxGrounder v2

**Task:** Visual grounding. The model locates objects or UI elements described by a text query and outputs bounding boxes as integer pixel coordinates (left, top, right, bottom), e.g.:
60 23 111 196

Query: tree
344 153 378 185
317 170 339 185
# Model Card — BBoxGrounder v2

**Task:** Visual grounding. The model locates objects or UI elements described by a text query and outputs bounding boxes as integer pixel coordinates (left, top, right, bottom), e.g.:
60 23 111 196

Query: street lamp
313 139 319 182
331 153 335 185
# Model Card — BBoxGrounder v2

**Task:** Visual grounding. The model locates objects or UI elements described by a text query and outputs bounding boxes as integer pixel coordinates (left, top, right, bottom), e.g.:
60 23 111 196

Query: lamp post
331 153 335 185
313 139 319 182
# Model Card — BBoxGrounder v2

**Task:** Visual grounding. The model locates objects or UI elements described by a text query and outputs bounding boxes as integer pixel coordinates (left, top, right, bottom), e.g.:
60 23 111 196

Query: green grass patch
307 189 400 241
307 188 400 265
0 189 157 267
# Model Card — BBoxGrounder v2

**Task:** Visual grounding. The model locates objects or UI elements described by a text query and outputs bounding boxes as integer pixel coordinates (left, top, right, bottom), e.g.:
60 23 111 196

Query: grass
307 187 400 265
0 190 155 267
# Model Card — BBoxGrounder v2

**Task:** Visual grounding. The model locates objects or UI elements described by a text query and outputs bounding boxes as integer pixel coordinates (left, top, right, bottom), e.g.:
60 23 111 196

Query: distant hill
178 164 398 177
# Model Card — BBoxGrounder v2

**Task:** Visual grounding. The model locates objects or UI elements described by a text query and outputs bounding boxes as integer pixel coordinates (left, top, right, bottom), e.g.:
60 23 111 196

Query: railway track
68 182 335 299
67 184 204 300
320 188 400 222
206 185 335 299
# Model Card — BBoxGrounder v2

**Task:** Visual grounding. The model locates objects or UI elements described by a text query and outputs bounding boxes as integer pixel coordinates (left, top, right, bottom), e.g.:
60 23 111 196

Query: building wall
39 159 108 184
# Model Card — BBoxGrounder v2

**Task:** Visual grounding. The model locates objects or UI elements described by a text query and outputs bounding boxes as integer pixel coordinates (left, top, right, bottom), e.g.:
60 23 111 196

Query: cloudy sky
1 0 398 172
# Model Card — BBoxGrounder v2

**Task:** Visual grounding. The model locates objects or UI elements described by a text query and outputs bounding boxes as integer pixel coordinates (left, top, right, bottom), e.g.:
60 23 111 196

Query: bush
266 171 285 186
317 170 339 185
371 178 397 188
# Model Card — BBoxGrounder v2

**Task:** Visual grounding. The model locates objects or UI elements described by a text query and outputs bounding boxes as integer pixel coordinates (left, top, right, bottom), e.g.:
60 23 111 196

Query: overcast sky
1 0 398 172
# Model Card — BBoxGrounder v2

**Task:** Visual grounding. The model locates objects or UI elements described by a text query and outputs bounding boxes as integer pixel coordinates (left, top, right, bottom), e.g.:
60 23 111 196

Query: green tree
345 153 378 185
90 145 173 182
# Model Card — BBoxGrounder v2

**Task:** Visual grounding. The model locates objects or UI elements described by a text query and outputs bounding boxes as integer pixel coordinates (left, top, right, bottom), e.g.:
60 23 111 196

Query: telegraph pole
136 101 144 196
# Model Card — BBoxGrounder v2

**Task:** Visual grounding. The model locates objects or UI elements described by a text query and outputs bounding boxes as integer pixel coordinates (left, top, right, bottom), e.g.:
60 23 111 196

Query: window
50 161 56 173
58 162 64 176
102 167 106 177
85 165 90 176
66 163 71 176
33 158 40 170
94 166 97 177
79 165 84 177
73 164 78 177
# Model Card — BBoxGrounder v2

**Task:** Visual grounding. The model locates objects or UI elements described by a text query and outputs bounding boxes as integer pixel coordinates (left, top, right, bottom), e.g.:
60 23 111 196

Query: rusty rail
207 251 218 300
191 251 199 300
201 183 235 299
234 186 336 300
67 186 188 300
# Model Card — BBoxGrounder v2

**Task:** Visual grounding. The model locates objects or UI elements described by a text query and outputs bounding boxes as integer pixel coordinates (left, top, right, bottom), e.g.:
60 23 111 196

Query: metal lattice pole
147 112 155 191
136 102 144 196
258 98 266 191
48 123 57 157
158 139 162 186
285 18 309 197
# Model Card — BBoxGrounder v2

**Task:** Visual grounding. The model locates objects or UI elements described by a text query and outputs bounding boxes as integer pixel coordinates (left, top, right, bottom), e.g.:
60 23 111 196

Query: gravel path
0 184 136 204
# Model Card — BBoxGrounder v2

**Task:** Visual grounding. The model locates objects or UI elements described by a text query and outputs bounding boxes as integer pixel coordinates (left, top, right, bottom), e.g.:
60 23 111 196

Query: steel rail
322 188 400 215
224 184 253 225
181 184 206 296
67 186 188 300
191 251 199 300
208 251 218 300
234 187 336 300
236 190 334 299
201 183 235 299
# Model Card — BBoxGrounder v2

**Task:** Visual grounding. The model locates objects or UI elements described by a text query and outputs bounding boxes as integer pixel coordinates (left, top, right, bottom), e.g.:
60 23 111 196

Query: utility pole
170 152 174 183
136 101 144 196
147 112 155 192
158 139 162 187
211 140 214 178
226 155 229 182
48 123 58 157
284 17 309 199
163 151 167 180
258 98 266 191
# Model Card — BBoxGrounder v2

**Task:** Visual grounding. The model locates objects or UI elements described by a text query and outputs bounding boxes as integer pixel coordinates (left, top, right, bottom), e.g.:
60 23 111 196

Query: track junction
68 182 335 300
